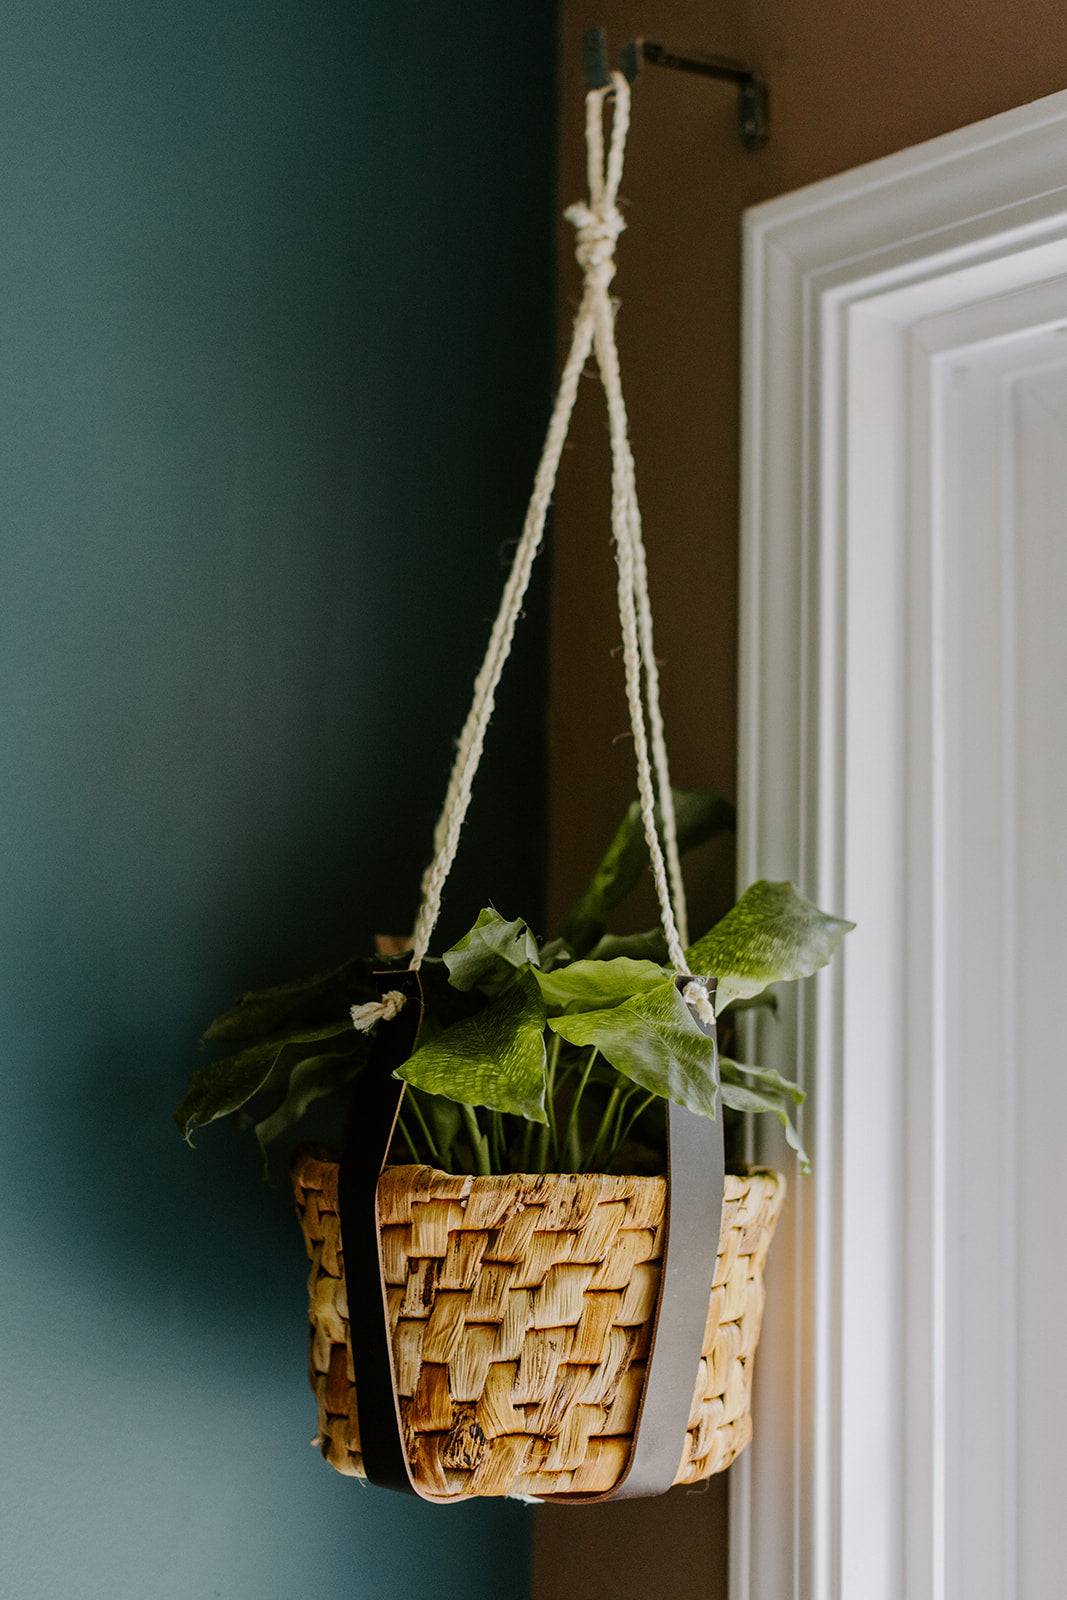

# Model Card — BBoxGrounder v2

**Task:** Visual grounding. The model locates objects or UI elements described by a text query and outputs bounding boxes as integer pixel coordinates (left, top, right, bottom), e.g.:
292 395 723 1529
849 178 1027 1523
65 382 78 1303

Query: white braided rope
630 504 689 949
410 74 690 976
408 297 595 968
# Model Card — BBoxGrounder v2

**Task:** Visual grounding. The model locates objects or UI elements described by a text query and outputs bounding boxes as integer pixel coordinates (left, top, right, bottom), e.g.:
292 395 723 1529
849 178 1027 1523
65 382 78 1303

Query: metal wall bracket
584 27 769 150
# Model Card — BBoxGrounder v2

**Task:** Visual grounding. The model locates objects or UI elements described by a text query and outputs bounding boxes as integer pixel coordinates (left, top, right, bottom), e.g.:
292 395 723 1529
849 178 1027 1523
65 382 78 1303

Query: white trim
734 88 1067 1600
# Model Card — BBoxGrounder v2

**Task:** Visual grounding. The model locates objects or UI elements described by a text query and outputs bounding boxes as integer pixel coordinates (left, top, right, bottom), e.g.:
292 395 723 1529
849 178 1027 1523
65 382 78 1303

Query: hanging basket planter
175 64 852 1509
293 1153 784 1499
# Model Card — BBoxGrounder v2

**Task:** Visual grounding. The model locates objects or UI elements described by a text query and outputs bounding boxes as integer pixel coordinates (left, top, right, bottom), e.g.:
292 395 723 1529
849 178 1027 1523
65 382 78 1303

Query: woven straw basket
292 1151 784 1499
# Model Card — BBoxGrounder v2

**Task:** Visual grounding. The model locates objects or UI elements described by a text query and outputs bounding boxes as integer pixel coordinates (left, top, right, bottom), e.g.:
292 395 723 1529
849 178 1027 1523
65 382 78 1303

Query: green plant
175 790 852 1176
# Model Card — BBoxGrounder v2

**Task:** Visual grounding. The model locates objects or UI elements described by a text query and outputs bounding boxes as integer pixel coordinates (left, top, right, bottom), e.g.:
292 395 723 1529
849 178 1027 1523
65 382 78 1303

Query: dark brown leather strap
338 970 724 1504
337 970 435 1496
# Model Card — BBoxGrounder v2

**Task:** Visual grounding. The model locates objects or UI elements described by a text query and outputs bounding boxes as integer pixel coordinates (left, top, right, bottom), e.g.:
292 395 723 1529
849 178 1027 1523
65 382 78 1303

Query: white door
734 89 1067 1600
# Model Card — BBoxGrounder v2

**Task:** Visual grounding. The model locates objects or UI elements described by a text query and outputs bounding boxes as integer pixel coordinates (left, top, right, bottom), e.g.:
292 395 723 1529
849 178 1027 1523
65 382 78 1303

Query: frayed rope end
350 990 408 1032
682 980 716 1027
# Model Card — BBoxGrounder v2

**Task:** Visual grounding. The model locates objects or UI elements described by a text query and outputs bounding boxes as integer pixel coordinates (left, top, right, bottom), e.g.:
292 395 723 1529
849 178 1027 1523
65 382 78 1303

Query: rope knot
350 990 407 1032
682 980 716 1028
564 200 626 289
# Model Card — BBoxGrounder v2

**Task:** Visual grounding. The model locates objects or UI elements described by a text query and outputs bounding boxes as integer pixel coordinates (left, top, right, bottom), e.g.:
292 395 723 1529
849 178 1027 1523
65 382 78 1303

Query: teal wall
0 4 555 1596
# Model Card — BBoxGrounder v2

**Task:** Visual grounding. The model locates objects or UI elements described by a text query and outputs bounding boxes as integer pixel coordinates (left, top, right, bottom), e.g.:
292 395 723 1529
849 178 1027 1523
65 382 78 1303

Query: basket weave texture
291 1152 784 1500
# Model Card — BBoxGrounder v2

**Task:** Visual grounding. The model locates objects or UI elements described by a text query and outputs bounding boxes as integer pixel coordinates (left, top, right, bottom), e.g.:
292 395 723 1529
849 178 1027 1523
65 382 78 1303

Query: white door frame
733 89 1067 1600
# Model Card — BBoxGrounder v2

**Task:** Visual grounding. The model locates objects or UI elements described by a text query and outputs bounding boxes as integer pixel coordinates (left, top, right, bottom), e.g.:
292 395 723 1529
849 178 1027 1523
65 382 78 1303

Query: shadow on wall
534 1476 730 1600
0 3 555 1597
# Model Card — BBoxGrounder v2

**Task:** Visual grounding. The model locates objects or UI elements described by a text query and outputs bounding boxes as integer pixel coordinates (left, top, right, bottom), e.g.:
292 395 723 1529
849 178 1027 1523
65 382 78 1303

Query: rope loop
408 71 690 977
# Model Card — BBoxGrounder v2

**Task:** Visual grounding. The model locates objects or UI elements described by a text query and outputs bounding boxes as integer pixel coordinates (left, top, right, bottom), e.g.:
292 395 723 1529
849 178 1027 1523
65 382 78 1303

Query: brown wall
537 2 1067 1597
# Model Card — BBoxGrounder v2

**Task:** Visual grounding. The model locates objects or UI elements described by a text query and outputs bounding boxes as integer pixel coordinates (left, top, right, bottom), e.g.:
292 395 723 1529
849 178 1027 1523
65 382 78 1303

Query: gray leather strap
551 976 723 1503
338 971 724 1504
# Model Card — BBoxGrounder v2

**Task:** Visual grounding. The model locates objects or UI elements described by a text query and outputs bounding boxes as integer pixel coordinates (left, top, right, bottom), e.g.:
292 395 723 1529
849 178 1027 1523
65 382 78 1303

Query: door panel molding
734 88 1067 1600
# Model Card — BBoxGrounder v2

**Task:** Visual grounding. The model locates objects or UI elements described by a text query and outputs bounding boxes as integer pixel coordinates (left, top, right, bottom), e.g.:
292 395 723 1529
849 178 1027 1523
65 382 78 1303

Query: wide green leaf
534 956 666 1014
685 880 854 1011
174 1021 356 1138
203 957 378 1043
536 937 573 971
719 1055 804 1105
253 1049 365 1149
558 789 736 957
397 969 548 1122
719 1057 810 1171
719 990 780 1017
444 908 541 995
548 978 719 1120
588 928 669 964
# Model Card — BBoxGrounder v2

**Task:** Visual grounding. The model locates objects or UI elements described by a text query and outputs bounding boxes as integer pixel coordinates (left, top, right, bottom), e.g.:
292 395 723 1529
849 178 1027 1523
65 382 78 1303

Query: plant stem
534 1118 552 1175
608 1091 657 1165
395 1111 421 1165
611 1085 637 1149
460 1103 492 1177
582 1081 622 1173
560 1047 598 1172
544 1031 561 1164
519 1116 534 1173
489 1110 506 1173
404 1091 441 1165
